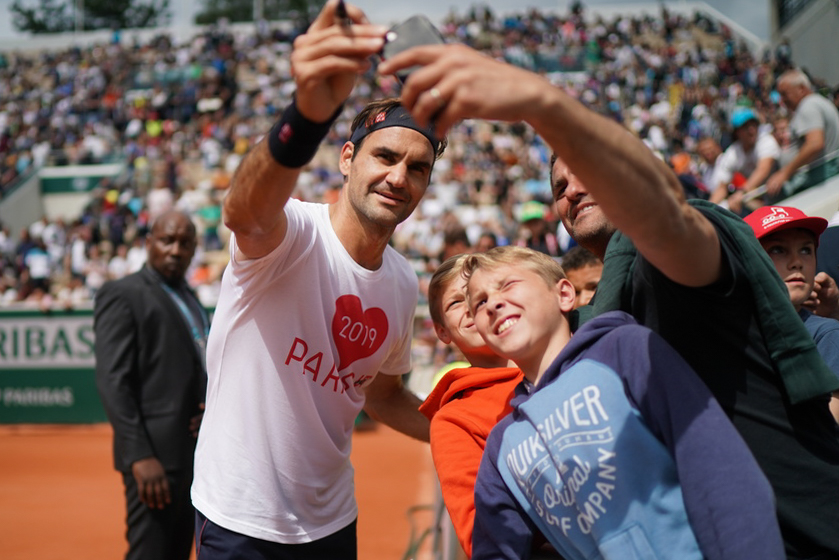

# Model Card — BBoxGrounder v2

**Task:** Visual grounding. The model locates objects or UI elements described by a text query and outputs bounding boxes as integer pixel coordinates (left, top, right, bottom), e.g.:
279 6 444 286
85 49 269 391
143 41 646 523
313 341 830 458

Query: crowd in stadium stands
1 3 839 314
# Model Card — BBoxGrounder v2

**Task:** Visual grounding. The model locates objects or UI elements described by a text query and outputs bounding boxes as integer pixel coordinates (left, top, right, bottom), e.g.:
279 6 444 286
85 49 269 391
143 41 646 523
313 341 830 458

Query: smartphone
380 15 445 83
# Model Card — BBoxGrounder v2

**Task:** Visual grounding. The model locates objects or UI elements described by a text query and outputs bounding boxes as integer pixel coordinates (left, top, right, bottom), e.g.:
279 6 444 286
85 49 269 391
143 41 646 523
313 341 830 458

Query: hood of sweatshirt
535 310 638 392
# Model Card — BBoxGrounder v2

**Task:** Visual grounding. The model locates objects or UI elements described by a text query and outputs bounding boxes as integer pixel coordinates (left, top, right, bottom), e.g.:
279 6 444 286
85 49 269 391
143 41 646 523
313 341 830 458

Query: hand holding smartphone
379 15 446 83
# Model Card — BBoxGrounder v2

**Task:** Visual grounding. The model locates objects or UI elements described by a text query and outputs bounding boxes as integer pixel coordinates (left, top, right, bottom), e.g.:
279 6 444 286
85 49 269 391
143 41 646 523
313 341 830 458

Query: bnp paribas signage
0 315 95 367
0 308 105 424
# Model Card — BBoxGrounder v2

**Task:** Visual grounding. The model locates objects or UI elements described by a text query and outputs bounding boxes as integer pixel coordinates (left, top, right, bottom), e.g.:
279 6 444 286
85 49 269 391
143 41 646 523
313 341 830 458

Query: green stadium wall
0 307 104 424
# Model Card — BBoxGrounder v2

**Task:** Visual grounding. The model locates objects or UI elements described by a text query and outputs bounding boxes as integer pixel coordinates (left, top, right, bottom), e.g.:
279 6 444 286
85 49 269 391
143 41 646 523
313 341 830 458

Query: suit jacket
95 266 208 474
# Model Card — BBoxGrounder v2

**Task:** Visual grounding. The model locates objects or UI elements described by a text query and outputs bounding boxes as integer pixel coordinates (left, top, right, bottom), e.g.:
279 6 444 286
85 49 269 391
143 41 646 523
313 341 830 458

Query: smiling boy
418 255 523 557
463 246 783 560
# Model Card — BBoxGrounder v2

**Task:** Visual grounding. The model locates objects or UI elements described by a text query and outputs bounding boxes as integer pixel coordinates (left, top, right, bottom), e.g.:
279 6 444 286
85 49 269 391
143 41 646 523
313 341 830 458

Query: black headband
349 105 439 154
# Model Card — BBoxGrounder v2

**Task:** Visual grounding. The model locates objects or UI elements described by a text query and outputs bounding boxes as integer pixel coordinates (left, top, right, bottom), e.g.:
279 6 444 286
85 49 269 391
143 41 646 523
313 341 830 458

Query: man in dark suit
95 210 209 560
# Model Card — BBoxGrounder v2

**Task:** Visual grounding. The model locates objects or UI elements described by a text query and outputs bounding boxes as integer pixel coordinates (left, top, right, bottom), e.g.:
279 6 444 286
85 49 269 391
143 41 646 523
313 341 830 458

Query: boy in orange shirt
419 255 523 557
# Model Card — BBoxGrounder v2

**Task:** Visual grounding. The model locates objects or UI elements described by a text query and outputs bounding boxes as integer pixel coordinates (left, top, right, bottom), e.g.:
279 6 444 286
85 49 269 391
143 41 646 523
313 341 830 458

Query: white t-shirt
699 159 720 192
192 199 418 544
146 187 174 221
24 248 51 279
712 133 780 189
126 246 147 273
790 93 839 161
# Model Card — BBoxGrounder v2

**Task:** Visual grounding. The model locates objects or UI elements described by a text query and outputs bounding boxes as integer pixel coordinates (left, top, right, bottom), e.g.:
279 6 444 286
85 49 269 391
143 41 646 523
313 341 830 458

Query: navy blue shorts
195 510 357 560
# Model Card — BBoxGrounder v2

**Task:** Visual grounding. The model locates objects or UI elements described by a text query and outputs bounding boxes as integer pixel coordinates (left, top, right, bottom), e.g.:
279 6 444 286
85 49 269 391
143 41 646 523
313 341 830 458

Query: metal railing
721 148 839 209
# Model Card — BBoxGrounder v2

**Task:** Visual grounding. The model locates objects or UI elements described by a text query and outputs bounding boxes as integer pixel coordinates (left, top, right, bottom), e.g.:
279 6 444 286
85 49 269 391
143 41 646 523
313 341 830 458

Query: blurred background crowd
1 1 838 315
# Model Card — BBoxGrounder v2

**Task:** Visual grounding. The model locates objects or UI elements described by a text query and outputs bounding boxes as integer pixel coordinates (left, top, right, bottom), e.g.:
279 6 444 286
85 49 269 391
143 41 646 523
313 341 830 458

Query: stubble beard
351 189 412 236
565 213 616 260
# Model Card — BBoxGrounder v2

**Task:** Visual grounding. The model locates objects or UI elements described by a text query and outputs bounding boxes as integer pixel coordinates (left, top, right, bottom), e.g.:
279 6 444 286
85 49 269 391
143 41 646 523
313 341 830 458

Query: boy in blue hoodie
463 246 783 560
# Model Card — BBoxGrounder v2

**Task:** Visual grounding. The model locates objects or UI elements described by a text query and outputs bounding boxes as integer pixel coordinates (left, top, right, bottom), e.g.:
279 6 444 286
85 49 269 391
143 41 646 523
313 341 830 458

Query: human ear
338 142 355 177
556 278 577 313
434 323 452 345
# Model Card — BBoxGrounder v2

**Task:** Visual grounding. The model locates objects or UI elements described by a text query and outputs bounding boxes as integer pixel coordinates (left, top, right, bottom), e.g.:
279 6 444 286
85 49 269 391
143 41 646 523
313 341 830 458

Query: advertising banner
0 307 106 423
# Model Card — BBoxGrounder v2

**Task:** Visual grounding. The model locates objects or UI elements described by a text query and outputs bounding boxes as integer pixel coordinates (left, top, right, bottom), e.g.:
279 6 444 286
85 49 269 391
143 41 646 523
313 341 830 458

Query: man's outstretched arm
224 0 386 259
381 44 721 287
766 128 825 195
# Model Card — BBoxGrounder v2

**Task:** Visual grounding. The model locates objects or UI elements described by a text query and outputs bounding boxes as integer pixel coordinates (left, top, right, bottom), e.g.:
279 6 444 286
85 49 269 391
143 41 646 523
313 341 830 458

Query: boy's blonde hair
428 254 470 327
463 246 566 305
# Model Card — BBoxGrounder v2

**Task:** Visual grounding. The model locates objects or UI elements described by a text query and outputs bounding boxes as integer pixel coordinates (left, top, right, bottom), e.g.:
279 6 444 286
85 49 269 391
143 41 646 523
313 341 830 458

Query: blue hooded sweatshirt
472 311 783 560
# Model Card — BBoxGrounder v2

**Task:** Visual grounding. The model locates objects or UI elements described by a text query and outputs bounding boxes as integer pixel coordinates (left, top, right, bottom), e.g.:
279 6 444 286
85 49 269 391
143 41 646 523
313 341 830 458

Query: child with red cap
744 205 839 422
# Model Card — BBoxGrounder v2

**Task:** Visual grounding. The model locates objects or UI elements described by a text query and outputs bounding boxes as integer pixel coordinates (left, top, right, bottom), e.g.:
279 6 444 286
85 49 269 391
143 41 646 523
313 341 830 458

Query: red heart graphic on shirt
332 295 389 371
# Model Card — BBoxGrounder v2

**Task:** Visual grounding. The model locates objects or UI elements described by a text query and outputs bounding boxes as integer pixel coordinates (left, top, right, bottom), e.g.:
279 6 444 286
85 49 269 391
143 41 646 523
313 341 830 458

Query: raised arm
742 155 776 193
766 128 825 196
224 0 386 259
723 154 778 215
379 45 721 287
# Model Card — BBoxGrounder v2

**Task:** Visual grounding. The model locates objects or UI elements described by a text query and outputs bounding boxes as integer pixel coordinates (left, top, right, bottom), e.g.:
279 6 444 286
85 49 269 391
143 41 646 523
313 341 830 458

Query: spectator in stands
0 225 13 272
0 275 19 305
744 205 839 423
475 231 499 253
68 225 91 281
516 201 560 257
41 217 67 273
560 245 603 308
696 136 723 192
767 69 839 196
107 243 131 280
84 244 109 296
419 254 523 558
55 276 90 310
771 113 791 150
29 216 50 240
146 182 175 222
13 228 35 273
126 236 148 274
22 237 51 295
196 189 224 251
441 226 473 263
709 107 779 214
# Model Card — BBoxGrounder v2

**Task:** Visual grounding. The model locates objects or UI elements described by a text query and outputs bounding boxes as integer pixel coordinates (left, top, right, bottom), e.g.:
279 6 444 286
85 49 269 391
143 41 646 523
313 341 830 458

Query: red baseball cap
744 205 828 245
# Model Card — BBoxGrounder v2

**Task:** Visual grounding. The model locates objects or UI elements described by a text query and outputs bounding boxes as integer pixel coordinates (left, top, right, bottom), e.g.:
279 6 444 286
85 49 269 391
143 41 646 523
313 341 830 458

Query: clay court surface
0 422 437 560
